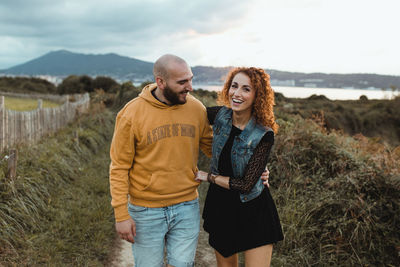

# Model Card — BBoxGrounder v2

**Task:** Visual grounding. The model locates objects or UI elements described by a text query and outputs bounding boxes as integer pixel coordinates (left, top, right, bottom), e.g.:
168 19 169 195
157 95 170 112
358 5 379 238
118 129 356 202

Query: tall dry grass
0 102 116 265
269 115 399 266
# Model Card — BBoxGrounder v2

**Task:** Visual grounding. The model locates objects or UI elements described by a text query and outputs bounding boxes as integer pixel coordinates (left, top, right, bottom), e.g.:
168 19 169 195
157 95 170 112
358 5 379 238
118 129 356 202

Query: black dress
202 107 284 257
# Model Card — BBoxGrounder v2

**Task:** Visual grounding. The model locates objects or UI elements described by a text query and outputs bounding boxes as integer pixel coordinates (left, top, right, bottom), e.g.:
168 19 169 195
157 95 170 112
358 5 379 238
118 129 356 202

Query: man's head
153 54 193 105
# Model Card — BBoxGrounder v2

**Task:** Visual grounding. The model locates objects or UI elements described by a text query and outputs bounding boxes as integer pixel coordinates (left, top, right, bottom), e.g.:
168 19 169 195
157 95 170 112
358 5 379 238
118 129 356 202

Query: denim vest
210 107 272 202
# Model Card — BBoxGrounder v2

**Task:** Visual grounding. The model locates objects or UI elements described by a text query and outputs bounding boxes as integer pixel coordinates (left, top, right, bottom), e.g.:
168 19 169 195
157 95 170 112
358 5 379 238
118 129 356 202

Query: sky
0 0 399 75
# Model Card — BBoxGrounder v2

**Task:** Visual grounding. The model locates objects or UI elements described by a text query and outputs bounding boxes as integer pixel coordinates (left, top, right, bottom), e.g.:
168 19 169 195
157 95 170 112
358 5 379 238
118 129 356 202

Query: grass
0 105 117 266
275 95 400 147
268 116 400 266
4 96 60 111
1 86 399 266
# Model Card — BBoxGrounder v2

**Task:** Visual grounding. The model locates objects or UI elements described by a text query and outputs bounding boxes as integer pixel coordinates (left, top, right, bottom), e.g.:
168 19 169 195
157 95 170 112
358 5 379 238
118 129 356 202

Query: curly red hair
218 67 278 133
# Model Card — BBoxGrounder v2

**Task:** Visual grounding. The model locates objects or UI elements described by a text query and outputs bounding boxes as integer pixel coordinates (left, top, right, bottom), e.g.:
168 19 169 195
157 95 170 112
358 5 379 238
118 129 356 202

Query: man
109 54 213 267
109 54 270 267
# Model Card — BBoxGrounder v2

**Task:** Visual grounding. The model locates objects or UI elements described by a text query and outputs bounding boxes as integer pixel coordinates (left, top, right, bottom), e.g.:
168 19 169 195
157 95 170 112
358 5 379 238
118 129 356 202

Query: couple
109 54 283 267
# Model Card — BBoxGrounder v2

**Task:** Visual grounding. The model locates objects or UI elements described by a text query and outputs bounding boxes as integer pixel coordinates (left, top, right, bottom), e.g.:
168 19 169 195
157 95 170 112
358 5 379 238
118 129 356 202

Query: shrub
93 76 119 93
57 75 85 94
269 117 400 266
0 77 57 94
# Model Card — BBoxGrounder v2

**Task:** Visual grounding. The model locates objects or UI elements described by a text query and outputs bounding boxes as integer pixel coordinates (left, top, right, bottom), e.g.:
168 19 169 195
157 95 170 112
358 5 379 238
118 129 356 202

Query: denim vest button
244 197 248 200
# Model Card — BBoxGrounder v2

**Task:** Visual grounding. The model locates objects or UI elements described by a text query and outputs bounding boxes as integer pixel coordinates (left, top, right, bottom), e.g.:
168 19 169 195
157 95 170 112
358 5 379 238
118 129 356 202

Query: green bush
191 89 217 107
269 117 400 266
92 76 119 93
57 75 86 94
276 97 400 146
112 81 141 110
0 77 57 94
57 75 120 94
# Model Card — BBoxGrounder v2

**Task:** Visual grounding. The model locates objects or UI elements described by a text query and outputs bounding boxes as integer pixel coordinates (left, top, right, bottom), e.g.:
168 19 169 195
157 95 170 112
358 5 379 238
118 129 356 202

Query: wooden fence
0 92 90 152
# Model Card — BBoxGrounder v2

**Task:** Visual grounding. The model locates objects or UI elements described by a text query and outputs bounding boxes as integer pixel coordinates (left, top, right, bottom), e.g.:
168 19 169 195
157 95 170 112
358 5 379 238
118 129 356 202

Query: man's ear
155 76 165 90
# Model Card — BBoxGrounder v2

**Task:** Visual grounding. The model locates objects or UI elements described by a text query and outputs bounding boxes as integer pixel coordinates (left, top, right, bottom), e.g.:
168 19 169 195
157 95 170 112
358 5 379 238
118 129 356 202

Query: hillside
275 93 400 147
1 50 154 81
1 50 400 89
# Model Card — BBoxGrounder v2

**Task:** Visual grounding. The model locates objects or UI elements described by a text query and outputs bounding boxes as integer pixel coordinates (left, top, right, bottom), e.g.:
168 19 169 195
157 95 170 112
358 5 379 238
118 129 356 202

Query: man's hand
261 168 270 187
116 218 136 243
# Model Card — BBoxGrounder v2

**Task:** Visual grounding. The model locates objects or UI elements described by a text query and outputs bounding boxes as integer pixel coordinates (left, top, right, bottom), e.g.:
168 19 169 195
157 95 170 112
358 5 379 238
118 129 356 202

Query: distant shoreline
193 84 398 100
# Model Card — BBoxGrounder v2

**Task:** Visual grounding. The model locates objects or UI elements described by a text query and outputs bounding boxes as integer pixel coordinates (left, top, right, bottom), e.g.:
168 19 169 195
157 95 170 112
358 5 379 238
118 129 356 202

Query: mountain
1 50 400 89
1 50 154 81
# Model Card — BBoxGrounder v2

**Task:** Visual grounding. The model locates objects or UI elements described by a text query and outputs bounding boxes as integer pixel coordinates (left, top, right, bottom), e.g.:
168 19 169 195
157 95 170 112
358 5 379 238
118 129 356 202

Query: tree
57 75 85 94
359 95 368 102
92 76 119 93
79 75 94 92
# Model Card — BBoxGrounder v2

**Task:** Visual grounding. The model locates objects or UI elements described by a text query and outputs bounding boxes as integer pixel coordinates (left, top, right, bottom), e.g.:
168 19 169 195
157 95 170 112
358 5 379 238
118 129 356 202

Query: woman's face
228 72 256 114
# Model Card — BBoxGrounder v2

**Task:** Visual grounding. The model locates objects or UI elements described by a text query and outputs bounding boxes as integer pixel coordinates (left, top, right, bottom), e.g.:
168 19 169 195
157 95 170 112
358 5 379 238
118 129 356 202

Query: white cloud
0 0 399 75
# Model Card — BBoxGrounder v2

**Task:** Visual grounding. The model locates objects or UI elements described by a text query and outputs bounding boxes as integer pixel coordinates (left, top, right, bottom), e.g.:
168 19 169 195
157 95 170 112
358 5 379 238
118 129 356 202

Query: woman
196 67 283 266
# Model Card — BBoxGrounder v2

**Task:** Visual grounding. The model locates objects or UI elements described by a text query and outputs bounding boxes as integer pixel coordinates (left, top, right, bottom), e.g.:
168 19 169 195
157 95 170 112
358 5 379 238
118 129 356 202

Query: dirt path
111 239 134 267
194 217 217 266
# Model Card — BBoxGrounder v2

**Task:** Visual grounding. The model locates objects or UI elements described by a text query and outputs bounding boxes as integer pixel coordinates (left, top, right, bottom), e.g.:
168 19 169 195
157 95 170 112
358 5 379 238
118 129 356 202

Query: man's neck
152 87 170 105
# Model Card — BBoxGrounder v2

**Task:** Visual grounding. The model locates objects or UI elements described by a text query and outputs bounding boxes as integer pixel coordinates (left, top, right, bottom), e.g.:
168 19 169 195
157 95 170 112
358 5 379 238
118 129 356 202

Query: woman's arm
195 131 274 192
229 132 274 193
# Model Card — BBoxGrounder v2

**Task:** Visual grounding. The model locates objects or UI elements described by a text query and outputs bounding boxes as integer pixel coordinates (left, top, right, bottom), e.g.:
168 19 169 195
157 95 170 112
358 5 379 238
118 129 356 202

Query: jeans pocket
128 203 147 212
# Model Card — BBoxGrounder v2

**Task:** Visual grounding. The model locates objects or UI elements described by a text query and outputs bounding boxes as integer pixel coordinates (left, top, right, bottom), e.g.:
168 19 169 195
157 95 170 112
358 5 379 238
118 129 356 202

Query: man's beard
164 85 188 105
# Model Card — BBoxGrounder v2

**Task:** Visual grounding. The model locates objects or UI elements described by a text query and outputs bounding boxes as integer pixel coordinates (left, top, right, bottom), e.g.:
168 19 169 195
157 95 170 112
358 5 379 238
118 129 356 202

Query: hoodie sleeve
109 112 136 222
199 106 213 158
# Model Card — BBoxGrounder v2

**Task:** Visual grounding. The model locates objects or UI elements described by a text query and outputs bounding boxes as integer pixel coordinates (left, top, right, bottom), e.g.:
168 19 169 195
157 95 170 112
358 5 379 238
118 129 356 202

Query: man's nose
187 81 193 92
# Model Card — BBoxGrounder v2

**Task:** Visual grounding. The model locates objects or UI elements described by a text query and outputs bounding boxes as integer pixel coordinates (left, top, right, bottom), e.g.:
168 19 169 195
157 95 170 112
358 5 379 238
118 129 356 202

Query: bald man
109 54 213 267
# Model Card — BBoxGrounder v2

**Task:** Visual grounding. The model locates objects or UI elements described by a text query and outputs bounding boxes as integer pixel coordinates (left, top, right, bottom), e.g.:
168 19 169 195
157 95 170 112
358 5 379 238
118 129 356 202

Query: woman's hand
195 170 209 182
261 168 270 187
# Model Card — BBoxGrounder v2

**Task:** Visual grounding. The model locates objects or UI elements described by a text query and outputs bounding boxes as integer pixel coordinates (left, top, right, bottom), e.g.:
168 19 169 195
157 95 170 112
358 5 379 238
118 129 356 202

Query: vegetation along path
1 79 398 266
0 108 118 265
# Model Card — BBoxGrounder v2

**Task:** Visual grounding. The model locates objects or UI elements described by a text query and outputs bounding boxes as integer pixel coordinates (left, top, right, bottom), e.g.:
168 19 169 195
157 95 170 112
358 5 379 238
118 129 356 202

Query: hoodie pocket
142 169 197 195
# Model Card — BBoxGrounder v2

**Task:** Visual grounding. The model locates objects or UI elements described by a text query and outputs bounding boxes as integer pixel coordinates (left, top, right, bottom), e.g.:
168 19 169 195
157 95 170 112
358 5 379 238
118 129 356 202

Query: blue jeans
128 198 200 267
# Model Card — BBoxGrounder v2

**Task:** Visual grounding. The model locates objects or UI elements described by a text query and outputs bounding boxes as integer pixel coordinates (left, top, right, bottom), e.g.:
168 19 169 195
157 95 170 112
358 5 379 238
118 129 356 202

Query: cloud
0 0 255 68
0 0 399 75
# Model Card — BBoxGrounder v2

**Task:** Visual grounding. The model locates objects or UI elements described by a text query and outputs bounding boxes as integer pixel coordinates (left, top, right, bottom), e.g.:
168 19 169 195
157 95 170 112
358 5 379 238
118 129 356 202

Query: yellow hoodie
109 83 213 222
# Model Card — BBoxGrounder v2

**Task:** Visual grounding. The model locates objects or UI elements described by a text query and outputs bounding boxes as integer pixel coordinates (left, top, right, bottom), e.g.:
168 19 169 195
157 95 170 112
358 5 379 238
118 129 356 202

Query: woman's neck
232 110 252 130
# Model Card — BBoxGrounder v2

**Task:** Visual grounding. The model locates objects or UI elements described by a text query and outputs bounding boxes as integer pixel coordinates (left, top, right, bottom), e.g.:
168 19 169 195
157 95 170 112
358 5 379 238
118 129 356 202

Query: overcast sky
0 0 399 75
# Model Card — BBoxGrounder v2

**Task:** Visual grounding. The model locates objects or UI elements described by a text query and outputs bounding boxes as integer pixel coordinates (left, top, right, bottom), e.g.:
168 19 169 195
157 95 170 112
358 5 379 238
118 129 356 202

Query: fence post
37 99 43 109
0 96 4 152
7 149 18 179
37 99 43 142
74 130 79 146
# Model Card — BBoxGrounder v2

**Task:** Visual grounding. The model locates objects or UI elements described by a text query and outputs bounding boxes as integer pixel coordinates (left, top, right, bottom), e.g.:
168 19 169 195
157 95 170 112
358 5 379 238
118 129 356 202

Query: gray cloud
0 0 255 68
